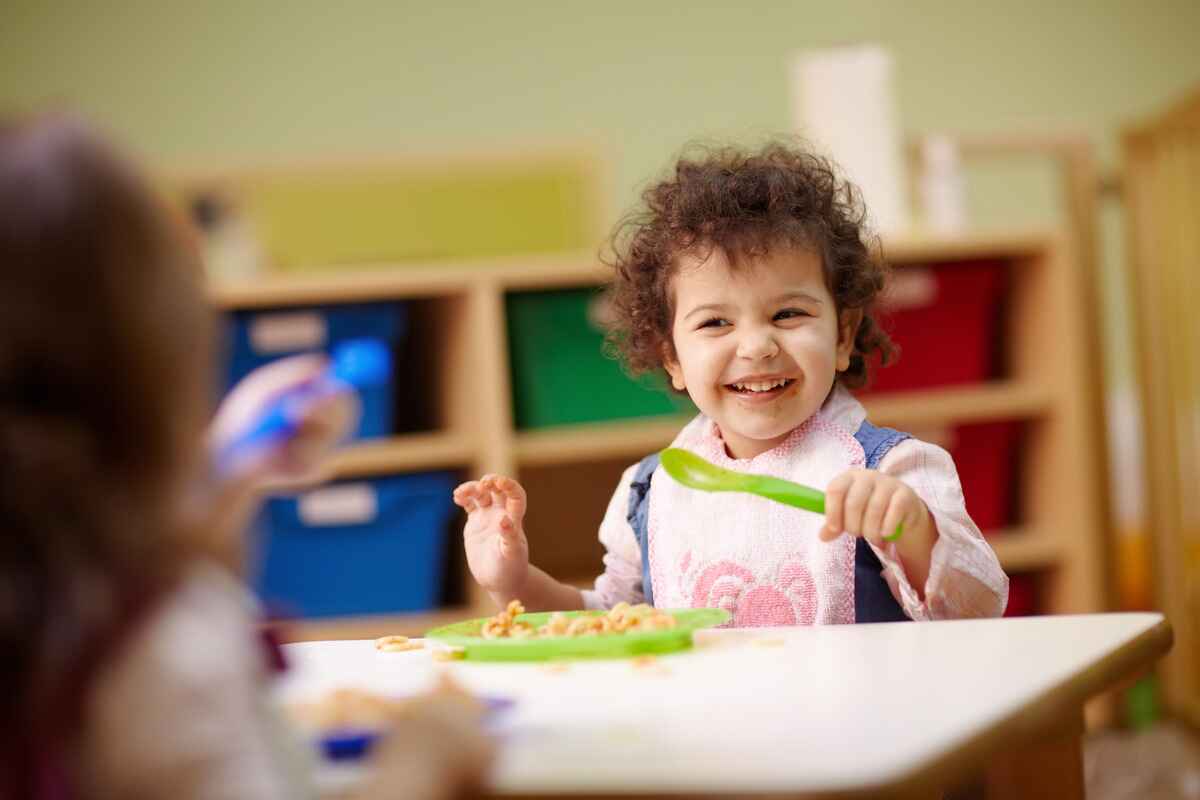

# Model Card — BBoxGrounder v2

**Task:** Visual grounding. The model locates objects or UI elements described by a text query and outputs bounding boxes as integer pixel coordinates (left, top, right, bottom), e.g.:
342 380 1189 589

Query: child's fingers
453 482 481 512
841 476 875 539
210 354 330 454
292 390 358 444
478 474 501 508
861 484 893 545
494 476 527 520
821 473 853 540
880 494 908 545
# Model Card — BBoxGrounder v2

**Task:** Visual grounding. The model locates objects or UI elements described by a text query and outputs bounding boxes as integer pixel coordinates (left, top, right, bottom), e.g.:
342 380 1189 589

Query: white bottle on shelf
917 134 968 234
191 190 263 281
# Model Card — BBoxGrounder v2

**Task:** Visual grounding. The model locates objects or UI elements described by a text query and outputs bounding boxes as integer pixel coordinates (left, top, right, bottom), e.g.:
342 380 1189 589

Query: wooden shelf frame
324 431 475 478
213 228 1108 637
510 381 1052 468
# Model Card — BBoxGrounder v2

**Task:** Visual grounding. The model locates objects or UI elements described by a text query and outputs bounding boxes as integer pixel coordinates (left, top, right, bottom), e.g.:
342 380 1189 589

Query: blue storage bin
254 471 458 619
224 302 406 440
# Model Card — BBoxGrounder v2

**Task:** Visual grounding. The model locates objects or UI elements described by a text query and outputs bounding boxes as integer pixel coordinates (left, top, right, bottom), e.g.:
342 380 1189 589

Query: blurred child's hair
604 141 894 389
0 115 215 790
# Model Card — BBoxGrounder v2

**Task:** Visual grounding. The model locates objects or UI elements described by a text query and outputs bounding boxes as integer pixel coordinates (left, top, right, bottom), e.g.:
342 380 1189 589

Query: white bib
648 412 864 626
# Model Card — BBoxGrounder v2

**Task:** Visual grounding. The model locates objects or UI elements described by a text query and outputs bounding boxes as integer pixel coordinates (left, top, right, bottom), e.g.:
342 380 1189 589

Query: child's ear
662 343 686 391
836 309 863 373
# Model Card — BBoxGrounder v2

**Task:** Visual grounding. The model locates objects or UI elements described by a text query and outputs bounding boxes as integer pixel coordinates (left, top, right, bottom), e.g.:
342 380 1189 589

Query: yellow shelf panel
208 251 600 309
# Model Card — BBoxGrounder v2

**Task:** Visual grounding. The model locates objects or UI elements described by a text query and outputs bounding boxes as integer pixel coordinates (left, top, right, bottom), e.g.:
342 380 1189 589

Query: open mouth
724 378 795 396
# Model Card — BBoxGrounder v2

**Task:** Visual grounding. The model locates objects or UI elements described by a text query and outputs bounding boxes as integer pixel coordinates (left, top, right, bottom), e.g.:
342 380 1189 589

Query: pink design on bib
683 556 819 627
691 560 754 612
734 585 797 626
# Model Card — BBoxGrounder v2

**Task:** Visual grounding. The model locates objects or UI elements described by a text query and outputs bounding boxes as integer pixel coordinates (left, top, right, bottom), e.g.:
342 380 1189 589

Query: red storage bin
947 421 1023 533
1004 573 1039 617
908 421 1022 533
864 260 1009 394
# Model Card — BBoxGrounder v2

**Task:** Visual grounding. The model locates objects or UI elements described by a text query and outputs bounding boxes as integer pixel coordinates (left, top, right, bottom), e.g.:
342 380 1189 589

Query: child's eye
774 309 812 321
698 317 730 329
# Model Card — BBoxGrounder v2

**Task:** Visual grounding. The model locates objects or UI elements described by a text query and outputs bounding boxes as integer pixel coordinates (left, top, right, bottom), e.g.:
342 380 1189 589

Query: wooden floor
1083 722 1200 800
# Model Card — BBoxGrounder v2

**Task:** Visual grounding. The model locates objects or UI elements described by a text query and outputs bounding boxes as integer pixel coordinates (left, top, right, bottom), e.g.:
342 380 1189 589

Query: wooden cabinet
1124 86 1200 725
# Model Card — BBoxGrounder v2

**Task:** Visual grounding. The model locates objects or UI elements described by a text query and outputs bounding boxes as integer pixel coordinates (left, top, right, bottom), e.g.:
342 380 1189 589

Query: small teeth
730 378 789 392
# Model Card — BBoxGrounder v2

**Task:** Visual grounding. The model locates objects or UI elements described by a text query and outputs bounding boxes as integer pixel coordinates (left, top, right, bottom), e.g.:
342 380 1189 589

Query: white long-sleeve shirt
81 562 312 799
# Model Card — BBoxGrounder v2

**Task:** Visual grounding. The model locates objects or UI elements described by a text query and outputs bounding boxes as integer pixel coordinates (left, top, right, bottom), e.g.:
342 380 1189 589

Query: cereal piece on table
375 635 423 653
752 637 786 648
539 661 570 674
630 655 669 675
375 634 410 650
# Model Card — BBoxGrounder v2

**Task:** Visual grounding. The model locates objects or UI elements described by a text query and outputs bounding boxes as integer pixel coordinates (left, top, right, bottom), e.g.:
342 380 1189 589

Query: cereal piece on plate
538 612 570 637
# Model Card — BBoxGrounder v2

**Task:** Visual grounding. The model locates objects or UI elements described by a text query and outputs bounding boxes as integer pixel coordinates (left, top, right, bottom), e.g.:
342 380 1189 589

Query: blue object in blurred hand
318 695 515 761
218 338 391 473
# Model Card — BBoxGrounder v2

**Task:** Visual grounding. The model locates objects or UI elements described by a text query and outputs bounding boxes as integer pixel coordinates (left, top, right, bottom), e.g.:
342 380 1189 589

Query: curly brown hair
604 141 894 390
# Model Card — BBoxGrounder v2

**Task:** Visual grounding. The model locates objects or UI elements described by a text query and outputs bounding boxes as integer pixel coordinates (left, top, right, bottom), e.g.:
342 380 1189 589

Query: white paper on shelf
789 44 910 234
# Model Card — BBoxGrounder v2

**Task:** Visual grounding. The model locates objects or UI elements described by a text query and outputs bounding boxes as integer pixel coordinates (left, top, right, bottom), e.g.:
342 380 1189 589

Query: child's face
664 245 858 460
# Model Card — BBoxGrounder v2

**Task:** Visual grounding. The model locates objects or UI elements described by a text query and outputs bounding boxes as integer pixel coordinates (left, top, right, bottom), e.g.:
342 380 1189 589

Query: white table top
277 612 1170 797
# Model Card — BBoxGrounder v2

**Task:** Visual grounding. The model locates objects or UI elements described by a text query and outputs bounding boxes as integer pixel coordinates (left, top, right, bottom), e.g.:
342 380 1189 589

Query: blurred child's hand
454 475 530 598
360 681 495 800
210 354 359 492
819 468 933 549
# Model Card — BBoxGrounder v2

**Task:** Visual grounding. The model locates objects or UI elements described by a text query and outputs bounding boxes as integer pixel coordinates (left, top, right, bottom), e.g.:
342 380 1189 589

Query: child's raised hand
454 475 530 597
210 354 359 491
819 468 932 547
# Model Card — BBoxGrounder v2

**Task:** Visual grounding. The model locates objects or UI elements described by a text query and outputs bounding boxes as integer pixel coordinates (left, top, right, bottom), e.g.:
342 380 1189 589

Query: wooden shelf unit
212 227 1109 637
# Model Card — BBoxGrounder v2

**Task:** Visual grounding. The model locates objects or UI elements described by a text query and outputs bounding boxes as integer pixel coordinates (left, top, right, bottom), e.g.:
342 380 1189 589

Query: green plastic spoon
659 447 903 541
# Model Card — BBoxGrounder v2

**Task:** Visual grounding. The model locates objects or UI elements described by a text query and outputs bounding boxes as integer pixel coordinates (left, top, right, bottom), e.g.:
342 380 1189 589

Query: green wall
5 0 1200 385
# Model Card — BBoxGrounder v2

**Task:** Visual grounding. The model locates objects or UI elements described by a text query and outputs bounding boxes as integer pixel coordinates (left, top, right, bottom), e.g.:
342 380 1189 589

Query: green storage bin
506 288 694 429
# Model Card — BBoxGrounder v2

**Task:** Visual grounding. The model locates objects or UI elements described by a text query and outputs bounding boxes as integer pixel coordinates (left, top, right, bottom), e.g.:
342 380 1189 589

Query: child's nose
736 327 780 360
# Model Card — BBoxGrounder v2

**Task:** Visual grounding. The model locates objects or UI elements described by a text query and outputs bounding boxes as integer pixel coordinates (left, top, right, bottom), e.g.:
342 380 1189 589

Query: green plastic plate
424 608 731 662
